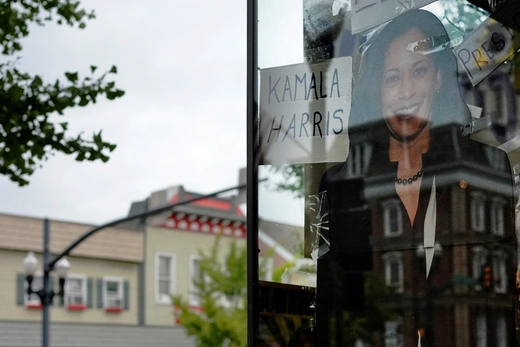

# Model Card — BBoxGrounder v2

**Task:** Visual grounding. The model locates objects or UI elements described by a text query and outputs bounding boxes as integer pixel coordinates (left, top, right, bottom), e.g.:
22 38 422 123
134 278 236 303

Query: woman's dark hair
349 9 470 130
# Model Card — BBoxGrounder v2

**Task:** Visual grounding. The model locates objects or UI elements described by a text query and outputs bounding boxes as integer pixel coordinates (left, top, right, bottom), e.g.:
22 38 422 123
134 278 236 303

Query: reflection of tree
268 164 304 198
330 271 396 345
440 0 487 34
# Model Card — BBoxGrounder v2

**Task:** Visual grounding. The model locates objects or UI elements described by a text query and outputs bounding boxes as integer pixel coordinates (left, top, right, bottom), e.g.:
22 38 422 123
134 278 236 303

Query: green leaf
78 97 89 106
109 65 117 74
8 85 24 100
0 0 120 186
65 72 79 83
30 76 43 88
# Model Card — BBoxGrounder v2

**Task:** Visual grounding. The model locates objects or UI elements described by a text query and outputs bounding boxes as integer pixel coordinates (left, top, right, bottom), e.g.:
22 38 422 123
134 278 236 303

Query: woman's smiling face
381 28 440 141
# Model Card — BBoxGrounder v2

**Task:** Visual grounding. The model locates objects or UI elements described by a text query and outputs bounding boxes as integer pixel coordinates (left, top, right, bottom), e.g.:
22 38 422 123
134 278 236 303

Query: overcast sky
0 0 306 226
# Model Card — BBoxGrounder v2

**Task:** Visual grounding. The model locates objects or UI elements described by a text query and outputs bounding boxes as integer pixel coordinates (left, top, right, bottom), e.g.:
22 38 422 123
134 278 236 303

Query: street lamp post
22 218 70 347
18 182 250 347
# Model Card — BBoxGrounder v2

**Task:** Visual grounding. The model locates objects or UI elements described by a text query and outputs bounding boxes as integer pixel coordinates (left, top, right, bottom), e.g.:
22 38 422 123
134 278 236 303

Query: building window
347 142 372 177
490 198 505 236
472 246 488 289
496 315 507 347
384 320 404 347
383 200 403 237
189 255 201 306
383 252 403 293
493 251 507 294
155 251 176 304
471 193 486 232
476 312 487 347
103 277 123 311
65 274 87 309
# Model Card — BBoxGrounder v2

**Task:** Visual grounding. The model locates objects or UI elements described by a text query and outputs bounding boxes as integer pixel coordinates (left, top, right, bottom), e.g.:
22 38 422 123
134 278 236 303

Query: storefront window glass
251 0 520 345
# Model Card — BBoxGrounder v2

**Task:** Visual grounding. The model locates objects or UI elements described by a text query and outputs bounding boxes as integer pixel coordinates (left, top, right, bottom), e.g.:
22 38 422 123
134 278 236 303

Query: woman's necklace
395 168 423 185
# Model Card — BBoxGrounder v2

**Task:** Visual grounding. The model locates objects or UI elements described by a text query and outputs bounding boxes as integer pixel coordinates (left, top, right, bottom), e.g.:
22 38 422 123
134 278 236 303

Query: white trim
492 251 508 294
496 314 507 347
189 255 201 306
65 274 87 306
102 276 123 309
155 251 176 305
258 230 294 262
470 192 486 232
476 312 487 347
490 197 506 236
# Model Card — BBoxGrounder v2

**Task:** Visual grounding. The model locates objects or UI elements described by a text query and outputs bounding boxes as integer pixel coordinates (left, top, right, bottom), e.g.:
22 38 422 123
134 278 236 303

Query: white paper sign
259 57 352 165
454 0 520 86
351 0 435 34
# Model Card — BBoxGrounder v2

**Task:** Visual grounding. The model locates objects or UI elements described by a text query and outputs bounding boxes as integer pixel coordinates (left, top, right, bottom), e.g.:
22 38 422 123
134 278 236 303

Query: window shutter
97 279 103 309
87 278 93 308
16 273 25 306
48 277 55 306
124 281 129 310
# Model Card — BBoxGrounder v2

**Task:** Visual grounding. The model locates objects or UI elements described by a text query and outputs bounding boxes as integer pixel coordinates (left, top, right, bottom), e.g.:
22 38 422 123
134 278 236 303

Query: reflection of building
343 116 517 347
308 61 520 346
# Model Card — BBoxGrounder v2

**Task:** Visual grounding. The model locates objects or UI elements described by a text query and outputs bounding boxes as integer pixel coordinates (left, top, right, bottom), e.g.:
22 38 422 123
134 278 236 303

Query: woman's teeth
396 105 419 116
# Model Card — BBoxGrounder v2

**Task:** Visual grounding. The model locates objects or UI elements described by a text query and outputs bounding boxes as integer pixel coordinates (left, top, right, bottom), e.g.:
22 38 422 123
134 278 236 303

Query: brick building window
476 312 487 347
490 198 505 236
470 192 486 232
492 251 507 294
347 142 372 177
472 246 488 290
496 314 507 347
383 252 403 293
383 200 403 237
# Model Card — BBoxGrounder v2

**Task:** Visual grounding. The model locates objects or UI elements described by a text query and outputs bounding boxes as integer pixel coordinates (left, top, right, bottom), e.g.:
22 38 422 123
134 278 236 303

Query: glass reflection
255 2 519 347
315 8 517 347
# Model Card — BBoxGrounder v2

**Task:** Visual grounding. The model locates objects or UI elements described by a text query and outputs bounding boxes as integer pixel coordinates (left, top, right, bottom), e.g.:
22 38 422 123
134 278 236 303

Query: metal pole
246 0 259 343
42 218 50 347
46 182 257 270
37 183 256 346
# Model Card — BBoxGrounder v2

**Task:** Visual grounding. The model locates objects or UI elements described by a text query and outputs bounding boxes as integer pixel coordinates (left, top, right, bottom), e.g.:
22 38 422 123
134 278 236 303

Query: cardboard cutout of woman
315 9 517 347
